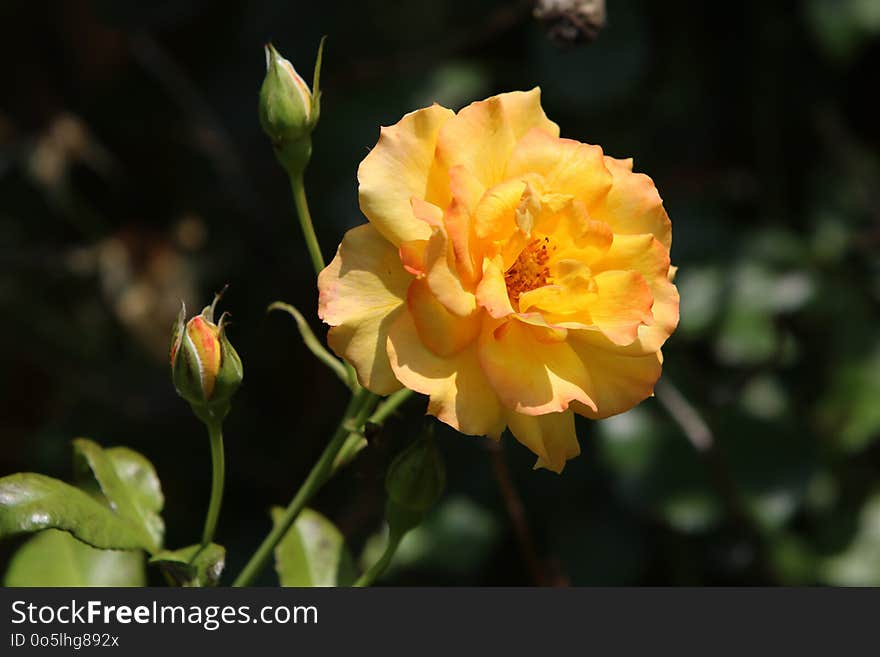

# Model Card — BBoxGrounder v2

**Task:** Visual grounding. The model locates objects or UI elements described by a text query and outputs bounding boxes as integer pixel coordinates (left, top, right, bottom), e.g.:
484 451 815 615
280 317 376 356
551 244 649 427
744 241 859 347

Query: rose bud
384 425 446 536
258 41 323 177
170 292 243 422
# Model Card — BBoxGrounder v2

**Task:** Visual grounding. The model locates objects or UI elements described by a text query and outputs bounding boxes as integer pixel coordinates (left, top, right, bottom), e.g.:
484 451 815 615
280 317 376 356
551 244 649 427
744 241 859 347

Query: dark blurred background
1 0 879 585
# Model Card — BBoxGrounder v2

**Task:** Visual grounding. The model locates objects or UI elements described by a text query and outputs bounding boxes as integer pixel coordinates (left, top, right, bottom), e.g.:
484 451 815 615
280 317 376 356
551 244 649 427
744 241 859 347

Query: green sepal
169 301 186 361
274 137 312 180
309 36 326 128
150 543 226 587
212 320 244 408
171 320 206 406
383 502 425 543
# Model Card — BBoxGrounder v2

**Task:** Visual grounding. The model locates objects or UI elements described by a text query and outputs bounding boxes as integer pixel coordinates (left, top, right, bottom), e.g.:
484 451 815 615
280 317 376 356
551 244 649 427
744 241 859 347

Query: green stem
232 387 375 587
201 420 225 547
288 170 356 384
370 388 414 425
354 531 404 587
268 301 352 388
332 388 414 472
290 173 325 275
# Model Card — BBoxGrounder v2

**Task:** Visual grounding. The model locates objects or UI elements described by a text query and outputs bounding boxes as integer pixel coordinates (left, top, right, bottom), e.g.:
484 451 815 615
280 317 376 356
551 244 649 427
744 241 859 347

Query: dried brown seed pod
533 0 606 46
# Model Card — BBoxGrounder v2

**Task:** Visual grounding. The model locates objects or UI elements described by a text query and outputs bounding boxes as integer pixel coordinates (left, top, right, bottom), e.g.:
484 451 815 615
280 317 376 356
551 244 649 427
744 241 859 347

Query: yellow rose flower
318 89 679 472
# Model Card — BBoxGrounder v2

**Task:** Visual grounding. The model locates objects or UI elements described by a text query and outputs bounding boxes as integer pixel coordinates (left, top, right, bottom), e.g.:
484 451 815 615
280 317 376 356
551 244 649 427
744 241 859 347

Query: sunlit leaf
821 492 880 586
660 491 723 534
72 438 164 552
739 375 789 420
272 507 356 587
4 529 145 587
715 307 778 366
0 473 153 551
676 266 723 337
819 345 880 453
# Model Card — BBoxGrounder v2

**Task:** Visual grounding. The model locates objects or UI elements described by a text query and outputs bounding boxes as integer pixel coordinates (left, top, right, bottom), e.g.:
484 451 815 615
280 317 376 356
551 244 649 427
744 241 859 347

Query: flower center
505 237 555 307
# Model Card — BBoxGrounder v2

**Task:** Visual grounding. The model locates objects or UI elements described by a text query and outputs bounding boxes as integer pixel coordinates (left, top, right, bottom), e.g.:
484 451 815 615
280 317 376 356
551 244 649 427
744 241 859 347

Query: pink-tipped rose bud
170 291 243 419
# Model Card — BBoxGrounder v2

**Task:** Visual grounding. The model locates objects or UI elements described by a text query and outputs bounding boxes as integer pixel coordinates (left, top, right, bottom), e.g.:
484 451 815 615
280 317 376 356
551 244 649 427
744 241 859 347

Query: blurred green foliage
1 0 878 585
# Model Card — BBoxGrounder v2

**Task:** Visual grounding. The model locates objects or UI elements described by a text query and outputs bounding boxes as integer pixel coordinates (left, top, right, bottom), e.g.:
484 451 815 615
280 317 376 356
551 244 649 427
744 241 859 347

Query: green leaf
821 491 880 586
72 438 164 552
150 543 226 587
819 344 880 453
272 507 356 586
676 266 724 337
0 473 154 551
4 529 145 587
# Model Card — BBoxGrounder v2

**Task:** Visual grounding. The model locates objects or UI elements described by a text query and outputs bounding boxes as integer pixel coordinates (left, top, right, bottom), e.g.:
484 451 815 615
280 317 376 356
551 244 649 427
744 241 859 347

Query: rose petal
587 270 654 346
592 156 672 249
568 345 663 420
407 278 481 357
475 256 516 319
386 310 506 437
318 224 411 394
478 318 597 415
506 129 612 211
505 409 580 473
425 228 478 316
582 234 679 354
358 103 455 246
436 89 559 189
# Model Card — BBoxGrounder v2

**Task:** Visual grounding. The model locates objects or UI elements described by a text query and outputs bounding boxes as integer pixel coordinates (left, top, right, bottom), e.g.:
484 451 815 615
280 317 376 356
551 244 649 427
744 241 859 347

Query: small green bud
258 40 324 178
384 425 445 537
170 290 243 423
259 43 313 144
